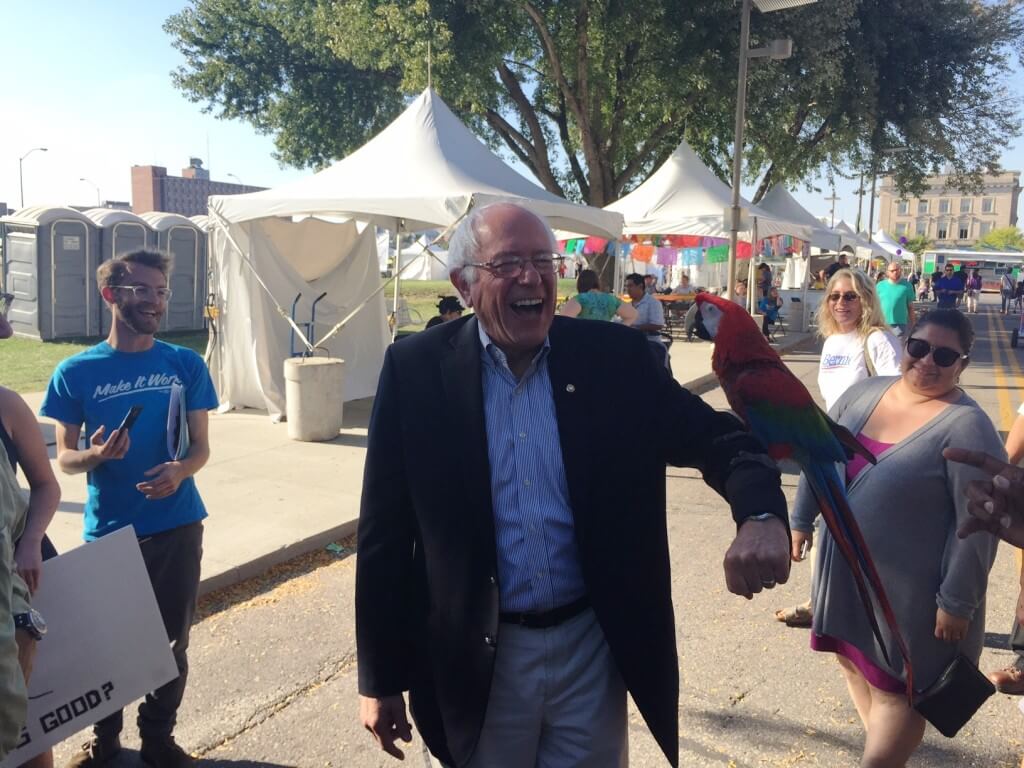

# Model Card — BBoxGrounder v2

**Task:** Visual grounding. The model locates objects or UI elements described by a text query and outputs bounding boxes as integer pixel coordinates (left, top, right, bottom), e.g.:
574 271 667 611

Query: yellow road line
986 308 1017 432
999 309 1024 421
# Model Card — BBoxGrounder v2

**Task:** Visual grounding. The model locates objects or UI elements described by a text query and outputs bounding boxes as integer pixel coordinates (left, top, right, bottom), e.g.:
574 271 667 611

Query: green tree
165 0 1024 208
902 235 933 259
978 227 1024 251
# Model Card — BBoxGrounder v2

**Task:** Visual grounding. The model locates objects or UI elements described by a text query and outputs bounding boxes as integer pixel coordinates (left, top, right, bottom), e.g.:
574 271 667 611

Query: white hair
447 202 556 284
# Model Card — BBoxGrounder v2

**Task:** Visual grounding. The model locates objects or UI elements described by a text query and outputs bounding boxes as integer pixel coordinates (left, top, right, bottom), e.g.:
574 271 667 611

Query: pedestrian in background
775 268 900 629
934 264 963 310
964 269 982 314
559 269 637 324
425 296 465 329
1002 271 1016 314
876 261 916 336
793 309 1001 767
42 250 217 768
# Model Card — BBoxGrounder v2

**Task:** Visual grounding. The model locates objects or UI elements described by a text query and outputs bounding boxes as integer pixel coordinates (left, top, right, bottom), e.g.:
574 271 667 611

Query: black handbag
913 654 995 738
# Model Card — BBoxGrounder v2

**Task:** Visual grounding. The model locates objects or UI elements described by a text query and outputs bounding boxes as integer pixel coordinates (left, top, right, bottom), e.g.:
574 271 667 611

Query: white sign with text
0 527 177 765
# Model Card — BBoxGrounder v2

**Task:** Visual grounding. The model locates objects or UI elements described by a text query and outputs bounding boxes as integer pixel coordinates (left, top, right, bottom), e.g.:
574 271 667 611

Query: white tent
397 234 449 281
211 89 622 238
604 141 812 242
871 229 909 260
758 185 847 251
207 88 622 419
833 220 888 260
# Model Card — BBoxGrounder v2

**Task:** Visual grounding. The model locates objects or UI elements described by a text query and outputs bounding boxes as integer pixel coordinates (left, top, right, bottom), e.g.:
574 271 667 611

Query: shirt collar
477 321 550 371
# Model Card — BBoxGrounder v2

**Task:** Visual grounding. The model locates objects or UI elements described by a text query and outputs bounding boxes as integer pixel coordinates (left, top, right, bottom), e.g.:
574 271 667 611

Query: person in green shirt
875 261 916 336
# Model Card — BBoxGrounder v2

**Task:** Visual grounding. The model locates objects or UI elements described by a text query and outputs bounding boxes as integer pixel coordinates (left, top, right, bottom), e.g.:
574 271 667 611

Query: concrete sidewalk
24 328 815 594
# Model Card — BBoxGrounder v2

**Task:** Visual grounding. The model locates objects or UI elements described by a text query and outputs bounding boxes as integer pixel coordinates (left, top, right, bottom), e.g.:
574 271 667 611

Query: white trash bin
283 357 345 442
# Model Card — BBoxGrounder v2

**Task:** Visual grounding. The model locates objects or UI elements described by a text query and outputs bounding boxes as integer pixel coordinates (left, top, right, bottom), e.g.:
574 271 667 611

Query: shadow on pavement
692 707 1000 766
199 760 297 767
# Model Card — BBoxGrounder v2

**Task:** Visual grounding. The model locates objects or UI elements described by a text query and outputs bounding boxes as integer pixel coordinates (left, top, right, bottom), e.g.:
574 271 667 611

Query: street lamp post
727 0 816 303
226 173 243 185
826 188 841 228
79 178 101 206
18 147 48 209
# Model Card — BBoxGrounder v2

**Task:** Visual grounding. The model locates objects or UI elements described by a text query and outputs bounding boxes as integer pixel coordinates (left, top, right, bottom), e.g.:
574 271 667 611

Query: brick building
878 170 1021 248
131 158 265 216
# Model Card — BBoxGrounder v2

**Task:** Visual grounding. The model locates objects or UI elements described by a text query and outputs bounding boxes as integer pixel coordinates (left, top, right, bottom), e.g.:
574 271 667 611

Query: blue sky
3 1 1022 233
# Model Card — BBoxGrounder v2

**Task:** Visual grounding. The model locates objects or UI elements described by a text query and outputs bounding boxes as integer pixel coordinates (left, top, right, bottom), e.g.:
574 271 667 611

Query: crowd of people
2 209 1024 768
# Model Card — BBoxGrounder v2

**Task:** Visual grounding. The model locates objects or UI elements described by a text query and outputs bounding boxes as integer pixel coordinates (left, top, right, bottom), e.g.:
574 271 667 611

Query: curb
197 518 360 596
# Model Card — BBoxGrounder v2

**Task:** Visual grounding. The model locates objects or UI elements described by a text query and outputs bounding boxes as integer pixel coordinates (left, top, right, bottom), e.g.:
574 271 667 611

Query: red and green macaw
693 292 913 699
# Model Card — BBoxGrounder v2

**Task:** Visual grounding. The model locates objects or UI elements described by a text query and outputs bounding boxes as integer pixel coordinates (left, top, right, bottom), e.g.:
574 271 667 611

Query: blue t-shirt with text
40 341 218 540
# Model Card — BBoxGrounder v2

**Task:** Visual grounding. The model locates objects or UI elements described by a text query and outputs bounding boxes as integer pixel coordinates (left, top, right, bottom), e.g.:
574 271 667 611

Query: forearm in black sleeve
355 350 417 698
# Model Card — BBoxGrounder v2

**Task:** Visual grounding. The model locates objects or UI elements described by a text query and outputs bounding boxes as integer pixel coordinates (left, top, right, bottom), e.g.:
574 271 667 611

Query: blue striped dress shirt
478 324 586 613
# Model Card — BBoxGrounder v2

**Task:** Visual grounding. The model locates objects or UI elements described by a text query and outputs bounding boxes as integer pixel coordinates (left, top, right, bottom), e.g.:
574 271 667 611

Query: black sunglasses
906 337 968 367
827 291 860 303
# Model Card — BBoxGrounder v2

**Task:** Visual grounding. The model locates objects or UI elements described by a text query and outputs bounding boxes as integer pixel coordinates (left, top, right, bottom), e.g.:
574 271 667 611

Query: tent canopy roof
834 221 888 258
604 141 811 241
209 89 621 239
758 185 843 249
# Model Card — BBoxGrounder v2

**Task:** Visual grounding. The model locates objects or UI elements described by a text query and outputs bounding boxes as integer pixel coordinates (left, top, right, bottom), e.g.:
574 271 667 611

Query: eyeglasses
109 285 173 301
906 337 968 367
469 253 564 279
827 292 860 303
0 292 13 317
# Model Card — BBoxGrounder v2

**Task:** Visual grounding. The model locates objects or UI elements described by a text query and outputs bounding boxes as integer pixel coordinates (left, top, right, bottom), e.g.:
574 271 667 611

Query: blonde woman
815 268 902 411
775 268 902 628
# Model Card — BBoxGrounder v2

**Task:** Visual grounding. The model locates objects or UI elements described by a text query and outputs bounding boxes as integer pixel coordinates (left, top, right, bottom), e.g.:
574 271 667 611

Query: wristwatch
744 512 779 524
14 609 47 641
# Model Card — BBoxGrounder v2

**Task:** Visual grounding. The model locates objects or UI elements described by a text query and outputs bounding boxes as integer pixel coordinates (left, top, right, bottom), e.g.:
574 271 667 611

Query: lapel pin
565 384 576 393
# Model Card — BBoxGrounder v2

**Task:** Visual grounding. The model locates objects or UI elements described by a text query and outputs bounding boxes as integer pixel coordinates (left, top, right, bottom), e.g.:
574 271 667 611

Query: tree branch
496 62 562 194
612 117 679 197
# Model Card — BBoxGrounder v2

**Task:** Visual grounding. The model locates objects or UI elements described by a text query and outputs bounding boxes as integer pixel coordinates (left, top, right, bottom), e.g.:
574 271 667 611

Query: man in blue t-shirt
933 264 963 310
41 249 217 768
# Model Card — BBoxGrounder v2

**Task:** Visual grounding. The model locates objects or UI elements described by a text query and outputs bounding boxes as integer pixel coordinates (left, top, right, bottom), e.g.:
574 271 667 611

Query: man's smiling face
455 204 556 363
106 262 167 335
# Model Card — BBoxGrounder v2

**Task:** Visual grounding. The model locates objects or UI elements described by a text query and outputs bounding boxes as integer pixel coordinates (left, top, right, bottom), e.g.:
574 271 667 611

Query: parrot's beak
693 305 713 341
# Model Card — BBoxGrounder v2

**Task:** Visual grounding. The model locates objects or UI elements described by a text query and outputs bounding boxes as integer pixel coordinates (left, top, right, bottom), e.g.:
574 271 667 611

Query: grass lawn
0 331 209 394
396 279 578 331
1 279 579 394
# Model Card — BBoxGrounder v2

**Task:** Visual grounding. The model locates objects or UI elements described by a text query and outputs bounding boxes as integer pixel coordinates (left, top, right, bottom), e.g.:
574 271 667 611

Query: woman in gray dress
792 309 1003 767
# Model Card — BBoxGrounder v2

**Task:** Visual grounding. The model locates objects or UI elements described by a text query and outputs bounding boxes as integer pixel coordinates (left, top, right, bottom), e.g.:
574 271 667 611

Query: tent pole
801 241 811 332
392 220 402 342
748 217 759 314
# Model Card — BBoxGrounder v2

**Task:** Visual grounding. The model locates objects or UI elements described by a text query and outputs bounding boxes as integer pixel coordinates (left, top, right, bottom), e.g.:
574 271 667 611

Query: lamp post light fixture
79 178 101 207
226 173 243 185
18 147 48 209
727 0 816 303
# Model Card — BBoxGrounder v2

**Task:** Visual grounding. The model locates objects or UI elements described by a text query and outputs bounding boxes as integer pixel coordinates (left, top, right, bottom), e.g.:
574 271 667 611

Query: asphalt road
53 294 1024 768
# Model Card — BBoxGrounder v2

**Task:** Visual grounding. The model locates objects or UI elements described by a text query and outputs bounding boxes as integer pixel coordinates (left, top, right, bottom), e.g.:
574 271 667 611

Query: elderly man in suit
356 203 791 767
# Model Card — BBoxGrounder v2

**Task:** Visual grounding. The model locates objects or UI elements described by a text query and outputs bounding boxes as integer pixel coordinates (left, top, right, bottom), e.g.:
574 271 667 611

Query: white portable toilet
0 206 100 339
84 209 157 335
141 212 205 331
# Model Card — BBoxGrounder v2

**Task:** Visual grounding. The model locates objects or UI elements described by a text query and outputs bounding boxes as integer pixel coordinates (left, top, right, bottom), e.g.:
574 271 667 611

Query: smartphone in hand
116 405 143 434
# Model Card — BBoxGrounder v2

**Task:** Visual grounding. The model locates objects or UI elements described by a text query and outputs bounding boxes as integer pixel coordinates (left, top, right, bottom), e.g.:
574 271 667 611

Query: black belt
499 595 590 629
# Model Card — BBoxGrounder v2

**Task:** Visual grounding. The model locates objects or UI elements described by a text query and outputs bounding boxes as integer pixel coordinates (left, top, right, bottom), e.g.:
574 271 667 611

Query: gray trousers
433 608 627 768
94 522 203 741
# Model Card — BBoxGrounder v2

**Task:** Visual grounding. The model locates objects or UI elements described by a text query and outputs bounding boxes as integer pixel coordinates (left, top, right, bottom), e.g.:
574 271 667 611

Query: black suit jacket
356 315 787 767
